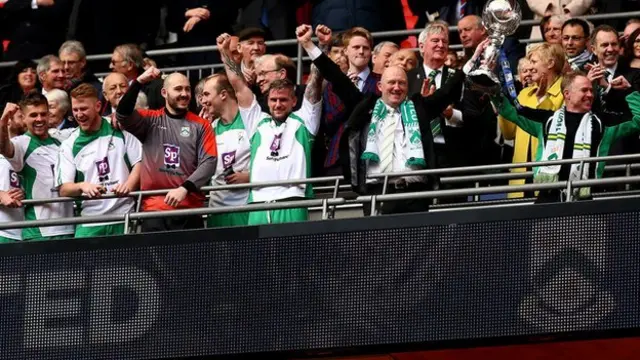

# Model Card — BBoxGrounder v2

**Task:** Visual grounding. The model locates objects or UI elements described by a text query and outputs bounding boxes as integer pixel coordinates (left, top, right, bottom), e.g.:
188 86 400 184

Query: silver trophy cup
468 0 522 88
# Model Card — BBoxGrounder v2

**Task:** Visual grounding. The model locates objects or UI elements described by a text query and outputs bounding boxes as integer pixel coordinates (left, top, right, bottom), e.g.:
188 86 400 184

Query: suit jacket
236 0 300 40
407 64 466 167
309 51 464 193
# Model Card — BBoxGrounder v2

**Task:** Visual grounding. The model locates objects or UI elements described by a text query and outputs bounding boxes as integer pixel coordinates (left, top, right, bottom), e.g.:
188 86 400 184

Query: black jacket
310 50 464 194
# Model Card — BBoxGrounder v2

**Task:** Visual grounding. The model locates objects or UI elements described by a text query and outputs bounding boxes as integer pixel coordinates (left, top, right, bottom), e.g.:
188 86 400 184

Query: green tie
428 69 442 137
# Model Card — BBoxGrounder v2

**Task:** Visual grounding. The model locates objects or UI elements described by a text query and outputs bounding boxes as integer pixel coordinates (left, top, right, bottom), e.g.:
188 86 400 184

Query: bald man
116 67 218 232
389 49 418 72
457 14 524 72
102 72 129 116
298 27 468 215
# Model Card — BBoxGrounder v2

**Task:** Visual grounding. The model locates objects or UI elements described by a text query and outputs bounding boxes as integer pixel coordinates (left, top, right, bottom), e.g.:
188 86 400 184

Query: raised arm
296 25 324 105
115 67 160 142
217 33 254 109
600 91 640 142
298 24 362 110
491 93 545 138
0 103 18 159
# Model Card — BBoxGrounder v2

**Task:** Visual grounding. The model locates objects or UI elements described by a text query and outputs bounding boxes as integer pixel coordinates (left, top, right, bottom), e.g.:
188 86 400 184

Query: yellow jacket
498 76 564 198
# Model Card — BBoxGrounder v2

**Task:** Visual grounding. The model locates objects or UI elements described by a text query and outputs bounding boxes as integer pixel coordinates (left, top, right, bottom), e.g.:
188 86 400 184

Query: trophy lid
482 0 522 36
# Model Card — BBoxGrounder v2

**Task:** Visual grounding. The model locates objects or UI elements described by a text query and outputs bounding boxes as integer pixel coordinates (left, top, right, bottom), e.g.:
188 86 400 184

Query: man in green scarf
489 71 640 202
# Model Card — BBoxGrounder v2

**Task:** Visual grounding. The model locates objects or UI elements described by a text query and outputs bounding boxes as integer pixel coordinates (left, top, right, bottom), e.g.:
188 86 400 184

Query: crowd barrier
0 11 639 83
1 196 639 359
2 153 640 231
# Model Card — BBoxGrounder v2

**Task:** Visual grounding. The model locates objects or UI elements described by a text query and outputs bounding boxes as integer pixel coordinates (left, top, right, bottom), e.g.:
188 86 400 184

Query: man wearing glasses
561 18 591 71
109 44 164 110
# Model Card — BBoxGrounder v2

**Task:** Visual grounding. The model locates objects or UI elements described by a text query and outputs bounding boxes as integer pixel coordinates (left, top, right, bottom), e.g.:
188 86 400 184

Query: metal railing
2 10 639 82
3 153 640 231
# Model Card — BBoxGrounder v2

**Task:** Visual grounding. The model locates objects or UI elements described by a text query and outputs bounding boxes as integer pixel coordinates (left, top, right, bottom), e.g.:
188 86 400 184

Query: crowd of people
0 7 640 241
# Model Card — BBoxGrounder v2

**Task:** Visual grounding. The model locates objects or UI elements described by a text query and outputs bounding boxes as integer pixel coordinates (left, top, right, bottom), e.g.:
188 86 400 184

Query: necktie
379 112 397 173
427 69 442 137
459 0 467 19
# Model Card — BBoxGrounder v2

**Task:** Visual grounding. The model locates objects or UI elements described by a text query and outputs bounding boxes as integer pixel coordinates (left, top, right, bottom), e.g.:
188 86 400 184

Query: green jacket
493 91 640 180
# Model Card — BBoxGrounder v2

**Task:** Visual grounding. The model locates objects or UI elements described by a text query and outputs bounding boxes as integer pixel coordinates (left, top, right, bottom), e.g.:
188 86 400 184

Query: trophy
468 0 522 91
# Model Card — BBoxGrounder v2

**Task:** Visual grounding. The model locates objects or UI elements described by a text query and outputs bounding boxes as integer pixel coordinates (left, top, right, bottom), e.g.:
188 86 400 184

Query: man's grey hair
37 55 61 75
253 54 274 69
373 41 399 55
58 40 86 59
418 20 450 45
114 44 145 70
44 89 70 114
135 92 148 109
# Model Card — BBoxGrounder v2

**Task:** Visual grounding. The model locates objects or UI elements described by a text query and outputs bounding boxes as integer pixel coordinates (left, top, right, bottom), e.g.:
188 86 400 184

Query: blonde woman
499 43 566 198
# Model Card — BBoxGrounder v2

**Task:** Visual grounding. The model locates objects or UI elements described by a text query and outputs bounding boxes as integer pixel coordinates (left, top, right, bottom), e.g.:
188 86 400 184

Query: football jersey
209 111 250 207
239 96 322 202
7 133 74 239
56 118 142 226
0 156 24 240
116 108 217 211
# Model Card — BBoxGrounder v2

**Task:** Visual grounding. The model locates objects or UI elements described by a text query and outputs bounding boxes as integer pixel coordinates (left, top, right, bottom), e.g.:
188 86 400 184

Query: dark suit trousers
362 182 430 216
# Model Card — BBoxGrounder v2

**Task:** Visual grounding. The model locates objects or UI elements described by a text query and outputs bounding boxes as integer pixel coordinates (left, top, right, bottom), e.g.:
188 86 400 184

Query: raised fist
296 24 313 45
216 33 232 52
315 25 332 45
136 66 161 85
1 103 19 124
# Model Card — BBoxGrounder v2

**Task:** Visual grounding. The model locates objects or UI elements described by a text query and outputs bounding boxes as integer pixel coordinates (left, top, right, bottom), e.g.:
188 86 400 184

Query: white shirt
240 95 322 202
0 156 24 240
355 67 371 92
366 104 425 184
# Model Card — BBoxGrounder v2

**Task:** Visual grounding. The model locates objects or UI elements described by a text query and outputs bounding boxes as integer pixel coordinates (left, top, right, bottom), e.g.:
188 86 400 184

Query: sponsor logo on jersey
9 170 19 188
163 144 180 169
95 157 111 182
180 126 191 137
222 151 236 169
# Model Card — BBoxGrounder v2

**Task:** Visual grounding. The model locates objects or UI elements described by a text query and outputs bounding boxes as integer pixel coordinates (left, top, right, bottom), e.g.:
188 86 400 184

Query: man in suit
300 24 471 215
585 25 637 180
407 20 466 170
109 44 164 110
321 26 381 176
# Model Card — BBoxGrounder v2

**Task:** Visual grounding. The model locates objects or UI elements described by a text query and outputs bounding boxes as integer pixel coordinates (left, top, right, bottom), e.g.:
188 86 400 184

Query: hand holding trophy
467 0 521 94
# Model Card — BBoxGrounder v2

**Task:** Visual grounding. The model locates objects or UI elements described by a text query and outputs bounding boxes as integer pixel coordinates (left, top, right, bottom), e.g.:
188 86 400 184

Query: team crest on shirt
95 156 111 182
9 170 19 188
163 144 180 168
180 126 191 137
222 151 236 168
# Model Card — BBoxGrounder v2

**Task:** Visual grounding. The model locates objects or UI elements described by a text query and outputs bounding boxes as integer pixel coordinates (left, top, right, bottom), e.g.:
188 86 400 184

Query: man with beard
199 73 251 227
218 29 323 225
116 68 218 232
0 94 74 240
0 108 26 242
56 84 142 238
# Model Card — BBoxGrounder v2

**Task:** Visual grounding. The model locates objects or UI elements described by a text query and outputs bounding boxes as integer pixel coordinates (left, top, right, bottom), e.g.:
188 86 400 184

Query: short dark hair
267 79 295 97
590 24 618 45
70 83 99 100
19 91 48 111
625 28 640 62
561 70 588 93
562 18 590 38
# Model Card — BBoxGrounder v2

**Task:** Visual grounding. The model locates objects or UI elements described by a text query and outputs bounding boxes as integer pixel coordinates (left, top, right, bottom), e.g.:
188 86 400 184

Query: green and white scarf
361 98 426 167
535 107 601 199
